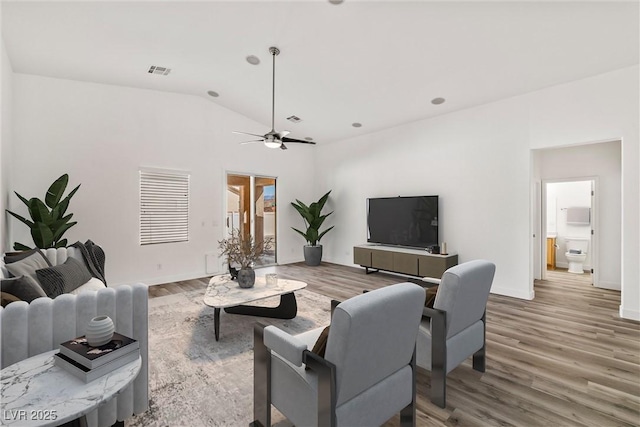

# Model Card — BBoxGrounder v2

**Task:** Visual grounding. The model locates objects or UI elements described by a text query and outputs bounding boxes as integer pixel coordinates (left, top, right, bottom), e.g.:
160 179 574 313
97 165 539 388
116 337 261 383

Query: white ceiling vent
148 65 171 76
286 115 302 123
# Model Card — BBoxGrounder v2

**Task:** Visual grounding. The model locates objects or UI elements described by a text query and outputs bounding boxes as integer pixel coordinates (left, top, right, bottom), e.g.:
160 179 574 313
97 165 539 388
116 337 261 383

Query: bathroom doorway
542 178 596 285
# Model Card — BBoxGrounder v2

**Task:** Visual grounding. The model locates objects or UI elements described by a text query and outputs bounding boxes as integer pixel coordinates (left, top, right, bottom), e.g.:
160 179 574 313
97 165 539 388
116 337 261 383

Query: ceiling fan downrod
269 46 280 133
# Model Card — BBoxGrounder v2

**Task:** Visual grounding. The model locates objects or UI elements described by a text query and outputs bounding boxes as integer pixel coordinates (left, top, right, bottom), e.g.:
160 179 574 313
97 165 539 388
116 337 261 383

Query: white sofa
1 283 149 426
0 247 106 295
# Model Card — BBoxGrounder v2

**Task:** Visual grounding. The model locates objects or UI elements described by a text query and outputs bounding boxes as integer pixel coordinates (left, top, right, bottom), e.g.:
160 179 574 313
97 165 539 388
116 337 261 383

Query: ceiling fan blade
280 143 288 150
277 130 290 138
233 131 265 138
281 137 316 145
240 139 265 145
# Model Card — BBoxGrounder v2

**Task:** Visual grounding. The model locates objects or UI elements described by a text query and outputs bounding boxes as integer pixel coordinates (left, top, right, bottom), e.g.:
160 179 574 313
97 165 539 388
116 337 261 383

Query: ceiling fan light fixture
264 141 282 149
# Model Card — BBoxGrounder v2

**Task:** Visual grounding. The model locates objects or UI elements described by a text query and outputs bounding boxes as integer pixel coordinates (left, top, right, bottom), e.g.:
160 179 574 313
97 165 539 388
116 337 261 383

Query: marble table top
204 274 307 308
1 350 141 427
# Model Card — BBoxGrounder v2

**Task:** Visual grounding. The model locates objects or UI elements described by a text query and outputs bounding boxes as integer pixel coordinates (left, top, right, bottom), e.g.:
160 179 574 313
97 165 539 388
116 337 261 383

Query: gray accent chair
417 259 496 408
252 282 426 427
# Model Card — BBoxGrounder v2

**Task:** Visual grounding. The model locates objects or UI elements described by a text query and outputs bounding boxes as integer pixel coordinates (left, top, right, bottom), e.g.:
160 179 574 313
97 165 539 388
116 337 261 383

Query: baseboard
112 271 221 287
490 285 534 300
619 306 640 321
595 281 621 291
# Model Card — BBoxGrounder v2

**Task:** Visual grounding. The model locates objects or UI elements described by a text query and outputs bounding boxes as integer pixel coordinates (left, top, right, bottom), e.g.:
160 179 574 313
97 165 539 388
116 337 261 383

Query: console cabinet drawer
371 251 394 271
353 247 372 267
418 254 458 278
393 253 418 275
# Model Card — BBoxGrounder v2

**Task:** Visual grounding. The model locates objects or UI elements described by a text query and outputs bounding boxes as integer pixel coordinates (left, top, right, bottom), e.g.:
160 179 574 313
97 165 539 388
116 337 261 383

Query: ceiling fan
234 46 316 150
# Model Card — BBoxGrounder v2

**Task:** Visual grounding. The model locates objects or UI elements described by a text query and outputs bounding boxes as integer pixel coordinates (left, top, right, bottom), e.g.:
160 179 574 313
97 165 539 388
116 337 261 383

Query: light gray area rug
127 288 332 427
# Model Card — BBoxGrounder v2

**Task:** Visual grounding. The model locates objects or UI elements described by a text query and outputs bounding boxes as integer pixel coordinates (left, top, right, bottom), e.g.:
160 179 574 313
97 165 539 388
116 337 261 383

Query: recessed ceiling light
431 97 446 105
207 90 220 98
352 122 362 128
328 0 344 4
246 55 260 65
305 137 314 141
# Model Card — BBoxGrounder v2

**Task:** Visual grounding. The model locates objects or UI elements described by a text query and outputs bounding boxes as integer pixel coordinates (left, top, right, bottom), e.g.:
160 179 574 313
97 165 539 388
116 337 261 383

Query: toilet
565 237 589 274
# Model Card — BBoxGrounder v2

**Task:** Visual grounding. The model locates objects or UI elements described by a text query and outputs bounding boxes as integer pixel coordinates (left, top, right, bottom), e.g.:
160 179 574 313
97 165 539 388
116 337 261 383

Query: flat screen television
367 196 438 249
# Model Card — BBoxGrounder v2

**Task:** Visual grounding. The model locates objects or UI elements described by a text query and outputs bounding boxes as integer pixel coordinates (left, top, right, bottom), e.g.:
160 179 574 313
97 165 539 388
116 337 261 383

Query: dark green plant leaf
45 174 69 209
31 222 54 248
317 226 335 243
54 239 68 248
291 227 310 243
28 198 53 225
13 242 32 251
57 184 81 217
15 192 30 207
52 221 77 242
6 210 35 228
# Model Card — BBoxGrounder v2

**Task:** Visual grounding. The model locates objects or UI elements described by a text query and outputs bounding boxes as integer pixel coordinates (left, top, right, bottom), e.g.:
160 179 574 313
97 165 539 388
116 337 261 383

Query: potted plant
218 229 274 288
6 174 81 250
291 190 334 266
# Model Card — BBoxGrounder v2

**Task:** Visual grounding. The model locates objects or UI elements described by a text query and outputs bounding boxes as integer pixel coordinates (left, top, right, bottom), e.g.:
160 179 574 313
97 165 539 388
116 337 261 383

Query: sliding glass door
226 173 276 266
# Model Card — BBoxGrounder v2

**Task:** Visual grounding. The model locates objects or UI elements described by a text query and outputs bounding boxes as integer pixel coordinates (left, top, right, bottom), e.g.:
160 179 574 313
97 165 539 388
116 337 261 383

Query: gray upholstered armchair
417 259 496 408
251 282 426 427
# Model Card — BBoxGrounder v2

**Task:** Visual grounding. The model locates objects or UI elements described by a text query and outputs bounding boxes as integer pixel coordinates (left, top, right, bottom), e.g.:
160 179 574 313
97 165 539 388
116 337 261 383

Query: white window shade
140 170 190 245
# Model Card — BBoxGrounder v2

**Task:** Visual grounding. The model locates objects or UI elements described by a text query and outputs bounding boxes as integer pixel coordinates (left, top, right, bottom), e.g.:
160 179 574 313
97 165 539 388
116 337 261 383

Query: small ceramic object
86 315 115 347
266 273 278 286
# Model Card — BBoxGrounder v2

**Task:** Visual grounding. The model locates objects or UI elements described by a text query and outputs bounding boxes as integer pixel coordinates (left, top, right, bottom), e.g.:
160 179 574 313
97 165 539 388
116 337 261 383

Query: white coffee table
0 350 141 426
204 274 307 341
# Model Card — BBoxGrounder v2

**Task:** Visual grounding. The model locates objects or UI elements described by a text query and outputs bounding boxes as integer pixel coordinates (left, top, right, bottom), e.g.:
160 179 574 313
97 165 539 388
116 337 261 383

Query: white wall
0 38 13 254
10 74 315 285
316 98 532 299
540 142 621 289
316 66 639 320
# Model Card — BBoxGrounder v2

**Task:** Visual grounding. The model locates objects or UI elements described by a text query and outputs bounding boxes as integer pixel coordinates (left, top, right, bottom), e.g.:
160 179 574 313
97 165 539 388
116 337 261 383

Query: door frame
540 176 599 286
223 170 278 269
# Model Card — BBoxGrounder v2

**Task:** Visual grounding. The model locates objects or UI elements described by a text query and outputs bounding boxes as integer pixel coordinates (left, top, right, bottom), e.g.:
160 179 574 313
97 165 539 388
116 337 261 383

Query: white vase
86 315 115 347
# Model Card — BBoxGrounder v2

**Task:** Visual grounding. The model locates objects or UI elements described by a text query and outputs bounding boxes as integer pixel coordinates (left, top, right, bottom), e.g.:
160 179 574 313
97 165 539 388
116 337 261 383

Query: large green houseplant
6 174 81 250
291 190 334 266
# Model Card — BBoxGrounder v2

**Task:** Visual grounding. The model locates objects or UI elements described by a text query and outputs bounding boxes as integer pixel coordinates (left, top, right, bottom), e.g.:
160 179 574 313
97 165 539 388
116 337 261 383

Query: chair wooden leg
252 323 271 427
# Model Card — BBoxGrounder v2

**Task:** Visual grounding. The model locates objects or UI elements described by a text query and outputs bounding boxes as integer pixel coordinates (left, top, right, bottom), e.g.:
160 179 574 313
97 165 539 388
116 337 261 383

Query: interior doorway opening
542 178 596 286
226 173 277 267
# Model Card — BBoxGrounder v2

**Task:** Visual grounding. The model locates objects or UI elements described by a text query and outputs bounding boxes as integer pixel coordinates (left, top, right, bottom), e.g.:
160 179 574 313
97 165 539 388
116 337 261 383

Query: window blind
140 170 190 245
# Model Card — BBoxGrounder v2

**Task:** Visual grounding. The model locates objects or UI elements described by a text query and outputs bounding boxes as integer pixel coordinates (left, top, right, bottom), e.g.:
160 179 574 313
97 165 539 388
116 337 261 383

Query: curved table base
214 292 298 341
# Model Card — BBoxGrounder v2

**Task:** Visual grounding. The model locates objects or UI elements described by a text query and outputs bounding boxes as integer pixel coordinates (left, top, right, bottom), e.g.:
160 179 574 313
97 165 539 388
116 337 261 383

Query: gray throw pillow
0 275 47 302
4 248 52 266
4 250 52 284
36 257 92 298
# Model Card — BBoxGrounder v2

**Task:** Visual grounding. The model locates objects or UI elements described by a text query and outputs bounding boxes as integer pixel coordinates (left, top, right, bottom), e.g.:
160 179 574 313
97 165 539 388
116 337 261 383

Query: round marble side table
1 350 141 426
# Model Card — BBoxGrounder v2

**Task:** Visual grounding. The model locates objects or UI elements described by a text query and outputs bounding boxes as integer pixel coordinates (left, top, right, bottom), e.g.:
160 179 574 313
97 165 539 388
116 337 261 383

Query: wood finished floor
149 264 640 426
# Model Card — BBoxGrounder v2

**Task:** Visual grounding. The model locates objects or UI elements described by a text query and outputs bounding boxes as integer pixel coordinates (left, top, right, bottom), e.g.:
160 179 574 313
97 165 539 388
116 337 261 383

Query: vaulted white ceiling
2 1 638 144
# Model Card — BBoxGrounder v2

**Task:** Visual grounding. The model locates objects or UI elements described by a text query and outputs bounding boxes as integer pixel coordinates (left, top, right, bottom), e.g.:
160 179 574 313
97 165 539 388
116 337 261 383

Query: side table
1 350 141 427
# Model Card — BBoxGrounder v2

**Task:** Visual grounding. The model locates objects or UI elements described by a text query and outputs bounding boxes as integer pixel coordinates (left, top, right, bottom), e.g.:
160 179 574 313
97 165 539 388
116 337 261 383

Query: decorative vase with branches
218 229 274 288
6 174 81 250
